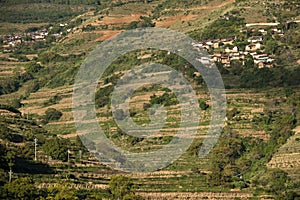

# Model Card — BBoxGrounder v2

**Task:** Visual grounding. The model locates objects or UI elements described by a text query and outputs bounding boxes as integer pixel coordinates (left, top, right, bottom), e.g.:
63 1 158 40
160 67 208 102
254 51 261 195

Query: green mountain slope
0 0 300 199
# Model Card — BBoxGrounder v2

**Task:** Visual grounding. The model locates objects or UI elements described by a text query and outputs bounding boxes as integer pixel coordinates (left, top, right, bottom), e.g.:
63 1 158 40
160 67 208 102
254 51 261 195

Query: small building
212 53 222 62
257 62 265 68
225 46 238 53
221 56 230 66
258 28 267 34
247 36 263 43
245 43 262 51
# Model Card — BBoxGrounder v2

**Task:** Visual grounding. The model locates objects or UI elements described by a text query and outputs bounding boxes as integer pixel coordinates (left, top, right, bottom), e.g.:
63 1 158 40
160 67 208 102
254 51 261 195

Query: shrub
199 100 209 110
42 138 69 161
25 62 43 74
44 108 62 123
109 176 138 200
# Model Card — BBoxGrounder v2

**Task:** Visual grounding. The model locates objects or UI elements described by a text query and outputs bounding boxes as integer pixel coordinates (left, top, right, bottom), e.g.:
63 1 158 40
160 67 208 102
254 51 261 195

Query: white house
225 46 238 53
247 36 263 43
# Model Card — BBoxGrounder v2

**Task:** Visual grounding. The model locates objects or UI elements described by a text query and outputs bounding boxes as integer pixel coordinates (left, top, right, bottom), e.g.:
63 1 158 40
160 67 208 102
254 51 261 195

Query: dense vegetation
0 0 103 23
192 16 245 40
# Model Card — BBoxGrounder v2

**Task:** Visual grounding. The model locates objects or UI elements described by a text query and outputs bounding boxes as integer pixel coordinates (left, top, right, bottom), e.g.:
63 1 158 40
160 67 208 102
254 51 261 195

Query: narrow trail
163 0 235 12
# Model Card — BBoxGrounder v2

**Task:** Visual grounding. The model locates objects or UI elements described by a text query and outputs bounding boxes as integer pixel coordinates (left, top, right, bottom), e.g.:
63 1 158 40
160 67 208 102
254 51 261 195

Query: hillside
0 0 300 199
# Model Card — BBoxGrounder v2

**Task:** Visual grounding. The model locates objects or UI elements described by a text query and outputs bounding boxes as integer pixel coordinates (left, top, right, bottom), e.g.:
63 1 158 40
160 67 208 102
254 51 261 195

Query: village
0 19 285 69
0 23 72 53
193 25 285 68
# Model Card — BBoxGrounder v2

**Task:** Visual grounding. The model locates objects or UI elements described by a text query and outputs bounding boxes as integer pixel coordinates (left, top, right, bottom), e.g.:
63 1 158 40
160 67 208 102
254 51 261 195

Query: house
225 46 238 53
203 45 210 51
192 42 203 48
15 39 22 44
247 36 263 43
238 53 245 60
33 35 45 41
221 37 234 45
245 43 262 51
230 52 241 61
249 52 258 57
197 56 213 64
257 62 265 68
212 53 222 62
278 33 284 37
253 54 274 65
194 72 201 77
221 56 230 66
258 62 272 68
59 23 68 27
253 54 268 60
258 28 267 34
206 40 213 46
212 40 220 48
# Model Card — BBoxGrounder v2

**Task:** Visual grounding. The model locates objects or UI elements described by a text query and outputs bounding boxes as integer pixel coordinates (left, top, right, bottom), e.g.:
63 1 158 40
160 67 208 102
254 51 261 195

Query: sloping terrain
0 0 300 199
268 126 300 180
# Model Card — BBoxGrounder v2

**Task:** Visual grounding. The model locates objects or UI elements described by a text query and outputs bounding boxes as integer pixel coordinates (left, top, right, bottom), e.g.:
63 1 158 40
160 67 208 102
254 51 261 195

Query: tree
42 138 69 161
199 100 209 110
44 108 62 123
114 109 126 121
109 176 137 200
25 62 43 74
265 39 278 54
46 184 78 200
230 60 244 75
4 177 36 200
255 168 293 197
215 61 229 75
11 98 22 109
244 54 254 68
208 129 245 186
0 144 7 185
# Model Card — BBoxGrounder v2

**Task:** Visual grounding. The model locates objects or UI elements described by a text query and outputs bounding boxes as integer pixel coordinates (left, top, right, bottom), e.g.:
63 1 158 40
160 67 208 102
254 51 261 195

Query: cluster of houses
192 26 284 68
1 27 63 52
1 17 285 69
1 21 78 53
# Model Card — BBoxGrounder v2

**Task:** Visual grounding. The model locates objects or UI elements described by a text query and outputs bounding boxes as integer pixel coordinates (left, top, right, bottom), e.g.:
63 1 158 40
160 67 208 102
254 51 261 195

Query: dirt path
59 132 78 139
163 0 235 12
95 30 123 41
155 14 199 27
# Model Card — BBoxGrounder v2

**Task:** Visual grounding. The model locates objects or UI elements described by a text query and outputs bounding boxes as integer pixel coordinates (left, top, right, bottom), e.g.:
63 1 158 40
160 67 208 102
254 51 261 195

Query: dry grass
0 61 25 79
0 22 48 34
268 126 300 180
109 2 157 15
137 191 252 200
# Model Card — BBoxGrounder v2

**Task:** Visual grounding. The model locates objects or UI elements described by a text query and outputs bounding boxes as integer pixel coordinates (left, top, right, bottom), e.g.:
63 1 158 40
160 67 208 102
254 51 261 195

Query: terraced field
0 61 26 79
1 0 299 199
268 126 300 180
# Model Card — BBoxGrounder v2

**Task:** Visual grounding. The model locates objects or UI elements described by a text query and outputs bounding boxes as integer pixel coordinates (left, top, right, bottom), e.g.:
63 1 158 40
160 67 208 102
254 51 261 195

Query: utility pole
34 138 38 161
67 149 70 163
79 150 82 161
6 150 15 183
8 169 12 183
